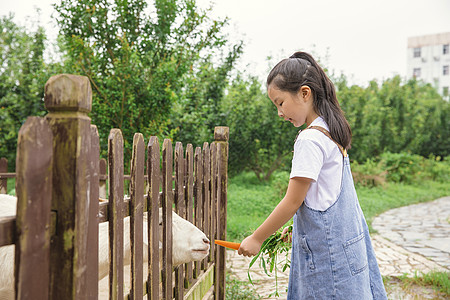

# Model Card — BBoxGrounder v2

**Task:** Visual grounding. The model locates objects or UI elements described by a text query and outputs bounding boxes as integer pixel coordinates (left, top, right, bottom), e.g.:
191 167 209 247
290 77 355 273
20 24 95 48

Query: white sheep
0 194 210 299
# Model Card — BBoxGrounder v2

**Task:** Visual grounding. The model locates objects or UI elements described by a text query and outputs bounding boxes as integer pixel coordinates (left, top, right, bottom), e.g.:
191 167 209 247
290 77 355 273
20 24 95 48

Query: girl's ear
299 85 312 100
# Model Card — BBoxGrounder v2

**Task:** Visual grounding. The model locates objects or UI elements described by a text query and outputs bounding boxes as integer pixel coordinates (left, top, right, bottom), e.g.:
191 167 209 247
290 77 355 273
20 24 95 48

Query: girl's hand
238 234 263 257
281 226 293 243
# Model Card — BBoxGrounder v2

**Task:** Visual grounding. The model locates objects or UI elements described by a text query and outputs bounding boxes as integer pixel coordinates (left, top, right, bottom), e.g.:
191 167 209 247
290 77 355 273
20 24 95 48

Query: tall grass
399 271 450 296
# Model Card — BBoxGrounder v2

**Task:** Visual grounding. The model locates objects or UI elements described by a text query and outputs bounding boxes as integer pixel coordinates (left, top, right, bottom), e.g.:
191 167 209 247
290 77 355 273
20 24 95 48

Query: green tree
337 75 449 162
0 13 60 170
54 0 241 164
170 43 243 147
222 74 299 180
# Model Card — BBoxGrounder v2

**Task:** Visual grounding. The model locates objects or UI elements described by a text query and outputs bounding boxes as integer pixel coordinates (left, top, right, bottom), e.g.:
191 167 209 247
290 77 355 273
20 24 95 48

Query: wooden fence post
15 117 53 299
44 74 93 300
214 126 229 300
0 158 7 194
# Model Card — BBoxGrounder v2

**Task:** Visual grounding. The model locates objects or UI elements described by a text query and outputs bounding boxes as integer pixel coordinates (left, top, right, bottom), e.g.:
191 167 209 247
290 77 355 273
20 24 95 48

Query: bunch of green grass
399 270 450 296
247 225 292 298
225 272 261 300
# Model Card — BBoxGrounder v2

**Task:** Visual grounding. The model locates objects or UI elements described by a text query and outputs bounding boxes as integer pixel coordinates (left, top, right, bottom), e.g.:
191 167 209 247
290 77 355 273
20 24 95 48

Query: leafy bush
380 152 450 184
379 152 423 183
351 152 450 186
270 171 290 199
423 155 450 183
351 158 387 187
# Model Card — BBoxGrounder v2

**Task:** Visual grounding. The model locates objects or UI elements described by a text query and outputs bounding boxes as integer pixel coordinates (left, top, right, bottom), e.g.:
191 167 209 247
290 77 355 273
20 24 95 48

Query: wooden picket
185 143 195 288
147 136 160 299
174 142 185 300
87 125 100 299
14 117 53 299
130 133 145 300
108 128 125 300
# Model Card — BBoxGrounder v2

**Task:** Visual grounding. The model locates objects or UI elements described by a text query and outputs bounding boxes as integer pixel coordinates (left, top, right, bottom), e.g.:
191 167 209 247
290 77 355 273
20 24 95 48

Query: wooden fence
0 74 228 299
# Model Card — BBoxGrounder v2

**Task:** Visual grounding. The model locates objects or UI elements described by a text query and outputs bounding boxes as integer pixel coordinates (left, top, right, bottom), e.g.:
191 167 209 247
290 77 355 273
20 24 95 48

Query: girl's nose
278 110 284 118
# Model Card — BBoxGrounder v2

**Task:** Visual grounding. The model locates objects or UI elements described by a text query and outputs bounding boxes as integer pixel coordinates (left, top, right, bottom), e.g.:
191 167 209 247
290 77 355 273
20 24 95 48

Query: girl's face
268 84 317 127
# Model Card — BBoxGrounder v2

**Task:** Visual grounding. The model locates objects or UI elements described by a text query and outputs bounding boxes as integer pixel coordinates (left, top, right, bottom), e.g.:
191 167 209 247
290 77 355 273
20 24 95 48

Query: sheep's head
158 209 210 267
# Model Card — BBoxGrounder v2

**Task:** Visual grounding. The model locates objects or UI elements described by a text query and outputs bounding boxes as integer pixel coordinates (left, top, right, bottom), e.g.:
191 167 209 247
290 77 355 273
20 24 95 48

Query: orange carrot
214 240 240 250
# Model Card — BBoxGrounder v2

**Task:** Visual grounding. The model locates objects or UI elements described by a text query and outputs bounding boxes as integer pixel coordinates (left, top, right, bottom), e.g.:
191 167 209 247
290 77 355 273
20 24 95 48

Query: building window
444 65 449 76
413 47 421 57
443 87 449 97
413 68 421 77
444 44 449 55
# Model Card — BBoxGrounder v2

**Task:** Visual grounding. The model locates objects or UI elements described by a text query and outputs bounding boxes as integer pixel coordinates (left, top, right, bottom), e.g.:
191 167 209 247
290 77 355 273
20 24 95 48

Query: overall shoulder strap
304 126 347 157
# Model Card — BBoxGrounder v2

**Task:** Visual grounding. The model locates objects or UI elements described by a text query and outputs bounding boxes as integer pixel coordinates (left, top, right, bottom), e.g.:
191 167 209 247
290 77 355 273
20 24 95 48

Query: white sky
2 0 450 86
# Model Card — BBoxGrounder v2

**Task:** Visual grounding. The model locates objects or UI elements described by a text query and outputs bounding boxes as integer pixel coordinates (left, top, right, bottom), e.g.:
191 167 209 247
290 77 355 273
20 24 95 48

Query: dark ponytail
266 51 352 150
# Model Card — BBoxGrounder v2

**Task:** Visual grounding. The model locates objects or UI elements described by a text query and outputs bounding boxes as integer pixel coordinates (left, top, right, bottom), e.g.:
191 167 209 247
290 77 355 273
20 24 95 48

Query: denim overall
287 127 387 299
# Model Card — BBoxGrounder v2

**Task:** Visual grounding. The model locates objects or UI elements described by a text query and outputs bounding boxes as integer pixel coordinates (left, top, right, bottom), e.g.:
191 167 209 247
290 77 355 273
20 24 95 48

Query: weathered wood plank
162 139 173 299
0 157 7 193
183 264 215 300
202 142 210 268
193 147 202 278
0 213 57 247
14 117 53 300
130 133 145 300
185 144 194 287
209 142 217 265
147 136 160 299
86 125 100 299
0 216 15 246
214 127 229 300
108 128 124 300
44 74 92 300
0 172 15 179
174 142 185 300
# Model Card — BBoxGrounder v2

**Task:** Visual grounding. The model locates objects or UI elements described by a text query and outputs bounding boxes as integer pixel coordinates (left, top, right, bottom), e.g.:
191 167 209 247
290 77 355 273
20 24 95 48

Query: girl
238 52 387 299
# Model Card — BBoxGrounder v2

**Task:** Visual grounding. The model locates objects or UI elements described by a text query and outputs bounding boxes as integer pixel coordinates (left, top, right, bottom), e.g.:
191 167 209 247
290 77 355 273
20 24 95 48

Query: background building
407 32 450 101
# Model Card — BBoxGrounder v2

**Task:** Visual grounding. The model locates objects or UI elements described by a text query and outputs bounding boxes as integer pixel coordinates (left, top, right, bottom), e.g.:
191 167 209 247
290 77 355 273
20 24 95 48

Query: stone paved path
226 196 450 299
372 196 450 271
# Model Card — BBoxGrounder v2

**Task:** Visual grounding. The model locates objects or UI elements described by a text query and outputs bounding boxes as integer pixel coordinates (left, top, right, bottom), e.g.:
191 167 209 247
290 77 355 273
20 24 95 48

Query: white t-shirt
290 116 343 211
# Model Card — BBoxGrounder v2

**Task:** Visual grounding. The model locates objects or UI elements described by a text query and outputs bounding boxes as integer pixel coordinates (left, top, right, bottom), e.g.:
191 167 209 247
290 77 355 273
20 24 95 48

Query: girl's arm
238 176 311 257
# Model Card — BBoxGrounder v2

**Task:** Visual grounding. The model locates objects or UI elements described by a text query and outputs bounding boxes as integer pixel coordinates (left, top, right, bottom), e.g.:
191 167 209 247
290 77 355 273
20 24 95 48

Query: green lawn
226 171 450 242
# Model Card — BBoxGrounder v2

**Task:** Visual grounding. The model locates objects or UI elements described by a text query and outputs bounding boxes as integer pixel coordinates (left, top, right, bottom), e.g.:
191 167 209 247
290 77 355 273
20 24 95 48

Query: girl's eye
279 102 283 107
